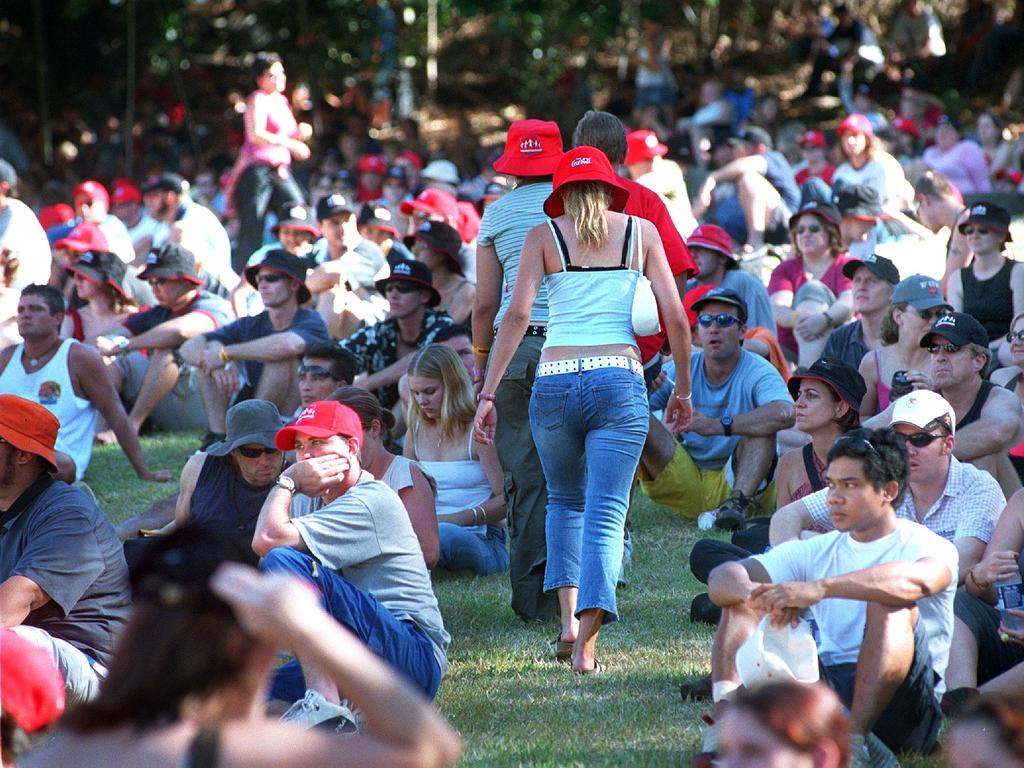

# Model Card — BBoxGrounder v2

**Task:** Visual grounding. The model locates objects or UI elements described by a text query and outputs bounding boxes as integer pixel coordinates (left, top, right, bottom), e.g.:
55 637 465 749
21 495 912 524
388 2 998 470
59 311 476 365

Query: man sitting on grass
702 428 957 763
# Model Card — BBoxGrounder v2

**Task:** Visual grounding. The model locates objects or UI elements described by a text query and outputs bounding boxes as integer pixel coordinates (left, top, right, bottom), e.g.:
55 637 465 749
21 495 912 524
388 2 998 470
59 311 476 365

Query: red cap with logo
798 130 827 148
544 146 630 218
0 628 66 732
400 188 460 221
837 113 874 137
275 400 364 450
493 119 564 177
358 154 389 174
54 221 110 253
624 129 669 166
111 177 143 205
73 180 110 207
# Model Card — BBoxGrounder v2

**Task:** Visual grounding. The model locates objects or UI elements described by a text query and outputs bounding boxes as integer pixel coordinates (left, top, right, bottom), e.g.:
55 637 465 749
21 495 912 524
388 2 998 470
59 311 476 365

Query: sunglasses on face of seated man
697 313 741 328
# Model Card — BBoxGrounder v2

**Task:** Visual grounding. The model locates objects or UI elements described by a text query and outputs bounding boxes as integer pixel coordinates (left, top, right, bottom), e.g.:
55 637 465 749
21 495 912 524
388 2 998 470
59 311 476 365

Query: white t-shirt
753 519 957 696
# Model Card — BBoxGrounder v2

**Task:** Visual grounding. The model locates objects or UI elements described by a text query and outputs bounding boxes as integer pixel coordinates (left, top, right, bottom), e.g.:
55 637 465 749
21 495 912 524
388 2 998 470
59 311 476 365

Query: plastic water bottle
996 574 1024 632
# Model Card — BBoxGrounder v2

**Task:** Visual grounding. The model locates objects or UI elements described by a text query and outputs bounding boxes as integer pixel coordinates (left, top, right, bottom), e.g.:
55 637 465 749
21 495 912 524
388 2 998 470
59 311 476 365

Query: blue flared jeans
530 366 649 623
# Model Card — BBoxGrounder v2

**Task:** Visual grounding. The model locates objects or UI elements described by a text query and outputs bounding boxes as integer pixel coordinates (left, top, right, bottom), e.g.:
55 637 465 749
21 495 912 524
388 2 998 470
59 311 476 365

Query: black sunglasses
795 224 822 234
1007 330 1024 343
257 273 286 285
383 281 420 294
896 431 945 448
235 446 280 459
697 313 741 328
926 343 963 355
833 434 879 456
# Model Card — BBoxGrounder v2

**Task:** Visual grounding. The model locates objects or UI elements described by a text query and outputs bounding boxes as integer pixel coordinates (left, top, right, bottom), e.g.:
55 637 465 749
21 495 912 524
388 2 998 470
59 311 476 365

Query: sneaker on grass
281 689 359 732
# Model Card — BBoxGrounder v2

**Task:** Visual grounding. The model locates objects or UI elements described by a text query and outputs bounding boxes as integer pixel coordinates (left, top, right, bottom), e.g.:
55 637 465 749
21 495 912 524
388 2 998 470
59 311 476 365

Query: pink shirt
922 140 992 195
768 253 855 353
242 91 298 168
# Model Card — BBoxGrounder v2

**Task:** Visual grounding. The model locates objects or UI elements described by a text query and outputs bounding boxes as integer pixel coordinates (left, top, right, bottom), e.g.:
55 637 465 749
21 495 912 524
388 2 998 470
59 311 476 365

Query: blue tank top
190 454 282 564
542 217 641 350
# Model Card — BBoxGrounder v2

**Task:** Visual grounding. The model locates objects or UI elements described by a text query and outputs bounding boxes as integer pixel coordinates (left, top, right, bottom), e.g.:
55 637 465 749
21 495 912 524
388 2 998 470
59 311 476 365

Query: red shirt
621 177 697 364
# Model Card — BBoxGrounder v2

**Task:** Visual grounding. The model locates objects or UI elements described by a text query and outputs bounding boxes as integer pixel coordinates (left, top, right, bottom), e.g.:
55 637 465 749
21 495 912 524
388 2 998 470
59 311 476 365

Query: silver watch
274 475 297 494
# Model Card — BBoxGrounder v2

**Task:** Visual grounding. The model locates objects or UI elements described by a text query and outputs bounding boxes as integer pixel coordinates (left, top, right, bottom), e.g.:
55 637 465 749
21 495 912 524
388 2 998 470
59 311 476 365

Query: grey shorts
115 350 208 430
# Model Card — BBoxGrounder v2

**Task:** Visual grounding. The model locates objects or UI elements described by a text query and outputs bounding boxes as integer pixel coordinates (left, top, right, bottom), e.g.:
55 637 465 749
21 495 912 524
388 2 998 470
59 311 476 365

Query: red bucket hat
0 628 65 732
543 147 629 218
686 223 735 260
276 400 364 450
0 395 59 472
837 113 874 138
493 119 564 177
625 130 669 166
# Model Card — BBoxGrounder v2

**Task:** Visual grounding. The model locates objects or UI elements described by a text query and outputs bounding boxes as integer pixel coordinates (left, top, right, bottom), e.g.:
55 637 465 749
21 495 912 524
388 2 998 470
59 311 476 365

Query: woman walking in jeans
474 146 692 674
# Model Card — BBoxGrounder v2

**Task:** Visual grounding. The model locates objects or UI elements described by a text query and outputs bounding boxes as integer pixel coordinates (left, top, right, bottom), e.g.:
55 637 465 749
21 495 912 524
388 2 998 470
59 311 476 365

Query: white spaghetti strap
466 425 475 460
634 216 644 275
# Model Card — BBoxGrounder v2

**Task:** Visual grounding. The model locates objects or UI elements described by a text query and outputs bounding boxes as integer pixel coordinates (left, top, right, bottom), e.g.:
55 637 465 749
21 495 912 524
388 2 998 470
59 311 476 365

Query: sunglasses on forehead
833 434 879 456
298 364 339 379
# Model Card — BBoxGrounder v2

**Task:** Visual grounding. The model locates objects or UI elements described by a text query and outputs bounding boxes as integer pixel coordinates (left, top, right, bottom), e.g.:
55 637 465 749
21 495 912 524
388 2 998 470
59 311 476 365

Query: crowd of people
8 3 1024 765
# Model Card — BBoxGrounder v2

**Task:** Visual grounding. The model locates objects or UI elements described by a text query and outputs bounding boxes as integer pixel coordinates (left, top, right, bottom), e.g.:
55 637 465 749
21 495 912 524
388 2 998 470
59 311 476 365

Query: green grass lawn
90 436 941 767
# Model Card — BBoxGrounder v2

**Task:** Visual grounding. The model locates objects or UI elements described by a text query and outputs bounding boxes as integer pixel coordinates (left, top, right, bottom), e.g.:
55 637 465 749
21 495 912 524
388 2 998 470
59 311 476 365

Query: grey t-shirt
0 477 131 667
290 471 450 674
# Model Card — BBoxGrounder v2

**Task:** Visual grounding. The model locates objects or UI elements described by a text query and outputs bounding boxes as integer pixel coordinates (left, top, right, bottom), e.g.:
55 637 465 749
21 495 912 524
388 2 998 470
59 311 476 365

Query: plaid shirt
340 309 456 408
803 456 1004 544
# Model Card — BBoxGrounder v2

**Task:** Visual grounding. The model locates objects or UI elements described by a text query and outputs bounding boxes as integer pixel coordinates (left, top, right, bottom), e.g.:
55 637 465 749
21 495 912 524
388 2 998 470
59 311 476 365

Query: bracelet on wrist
675 392 692 402
472 345 491 356
218 347 231 364
477 392 496 402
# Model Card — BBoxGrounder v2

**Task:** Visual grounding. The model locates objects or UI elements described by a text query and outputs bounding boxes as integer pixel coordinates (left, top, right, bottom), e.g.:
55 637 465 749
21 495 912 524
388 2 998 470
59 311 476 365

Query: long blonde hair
563 181 610 250
407 344 477 445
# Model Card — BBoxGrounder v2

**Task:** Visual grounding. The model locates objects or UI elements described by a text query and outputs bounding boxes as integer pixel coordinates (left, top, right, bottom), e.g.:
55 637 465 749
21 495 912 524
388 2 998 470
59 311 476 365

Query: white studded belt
536 355 644 378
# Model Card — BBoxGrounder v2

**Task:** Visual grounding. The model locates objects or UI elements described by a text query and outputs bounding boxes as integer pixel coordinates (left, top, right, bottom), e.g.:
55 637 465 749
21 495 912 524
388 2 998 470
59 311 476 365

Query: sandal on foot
574 659 603 675
713 491 757 531
551 637 573 662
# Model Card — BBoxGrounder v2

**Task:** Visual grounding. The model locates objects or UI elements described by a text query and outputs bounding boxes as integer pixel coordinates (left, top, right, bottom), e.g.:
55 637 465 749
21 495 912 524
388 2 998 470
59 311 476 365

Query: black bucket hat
374 258 441 307
244 249 313 304
205 399 283 457
68 249 129 299
138 243 203 285
788 357 867 414
413 220 464 275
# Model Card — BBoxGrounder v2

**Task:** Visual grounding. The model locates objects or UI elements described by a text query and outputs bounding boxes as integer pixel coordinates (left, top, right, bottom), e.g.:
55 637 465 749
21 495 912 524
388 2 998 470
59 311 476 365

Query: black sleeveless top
190 454 280 564
958 379 995 430
961 258 1014 342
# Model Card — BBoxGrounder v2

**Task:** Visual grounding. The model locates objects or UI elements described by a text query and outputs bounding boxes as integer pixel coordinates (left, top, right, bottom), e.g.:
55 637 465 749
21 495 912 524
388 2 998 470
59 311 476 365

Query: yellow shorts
638 442 775 520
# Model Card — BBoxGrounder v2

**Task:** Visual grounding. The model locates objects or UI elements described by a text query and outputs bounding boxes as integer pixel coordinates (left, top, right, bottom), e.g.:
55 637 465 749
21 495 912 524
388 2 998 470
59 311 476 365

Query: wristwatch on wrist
274 475 297 494
720 415 734 437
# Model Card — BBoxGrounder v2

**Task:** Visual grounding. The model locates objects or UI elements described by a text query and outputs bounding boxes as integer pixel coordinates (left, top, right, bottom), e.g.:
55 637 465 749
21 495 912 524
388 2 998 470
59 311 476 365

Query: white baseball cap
890 390 956 435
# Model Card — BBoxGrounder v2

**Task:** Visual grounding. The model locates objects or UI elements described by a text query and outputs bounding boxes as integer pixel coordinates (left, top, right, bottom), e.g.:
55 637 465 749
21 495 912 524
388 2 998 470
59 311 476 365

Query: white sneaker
281 689 359 732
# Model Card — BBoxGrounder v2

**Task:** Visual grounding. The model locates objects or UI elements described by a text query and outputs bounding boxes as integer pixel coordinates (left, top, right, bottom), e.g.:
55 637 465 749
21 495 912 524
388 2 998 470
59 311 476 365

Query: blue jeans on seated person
437 523 508 575
530 366 649 623
261 547 442 702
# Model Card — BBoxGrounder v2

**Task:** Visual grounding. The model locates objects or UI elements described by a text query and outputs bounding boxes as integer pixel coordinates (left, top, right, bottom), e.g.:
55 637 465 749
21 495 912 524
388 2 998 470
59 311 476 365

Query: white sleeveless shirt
0 339 97 480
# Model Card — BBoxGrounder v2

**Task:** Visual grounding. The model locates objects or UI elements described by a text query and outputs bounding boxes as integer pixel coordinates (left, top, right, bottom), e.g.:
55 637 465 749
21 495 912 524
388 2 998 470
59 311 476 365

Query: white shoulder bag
630 217 661 337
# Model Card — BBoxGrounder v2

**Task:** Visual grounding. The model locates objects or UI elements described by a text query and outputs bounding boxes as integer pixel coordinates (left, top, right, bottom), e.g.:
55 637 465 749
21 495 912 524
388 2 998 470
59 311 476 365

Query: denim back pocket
530 387 568 431
593 376 647 425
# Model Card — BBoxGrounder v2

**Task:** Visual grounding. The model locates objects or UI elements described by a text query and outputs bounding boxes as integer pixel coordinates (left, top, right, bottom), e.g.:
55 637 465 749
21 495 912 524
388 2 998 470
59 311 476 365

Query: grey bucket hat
205 400 283 456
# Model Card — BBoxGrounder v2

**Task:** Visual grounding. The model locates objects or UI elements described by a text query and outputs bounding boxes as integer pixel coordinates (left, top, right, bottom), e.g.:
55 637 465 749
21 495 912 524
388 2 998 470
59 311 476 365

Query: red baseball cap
624 129 669 166
456 200 480 243
37 203 75 231
358 154 389 175
686 223 735 260
996 169 1024 185
400 188 459 221
493 119 563 177
890 116 920 140
837 113 873 138
0 395 59 472
798 130 827 148
0 628 65 732
396 149 424 170
544 146 629 218
275 400 364 450
73 180 110 207
111 177 142 205
54 221 109 253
